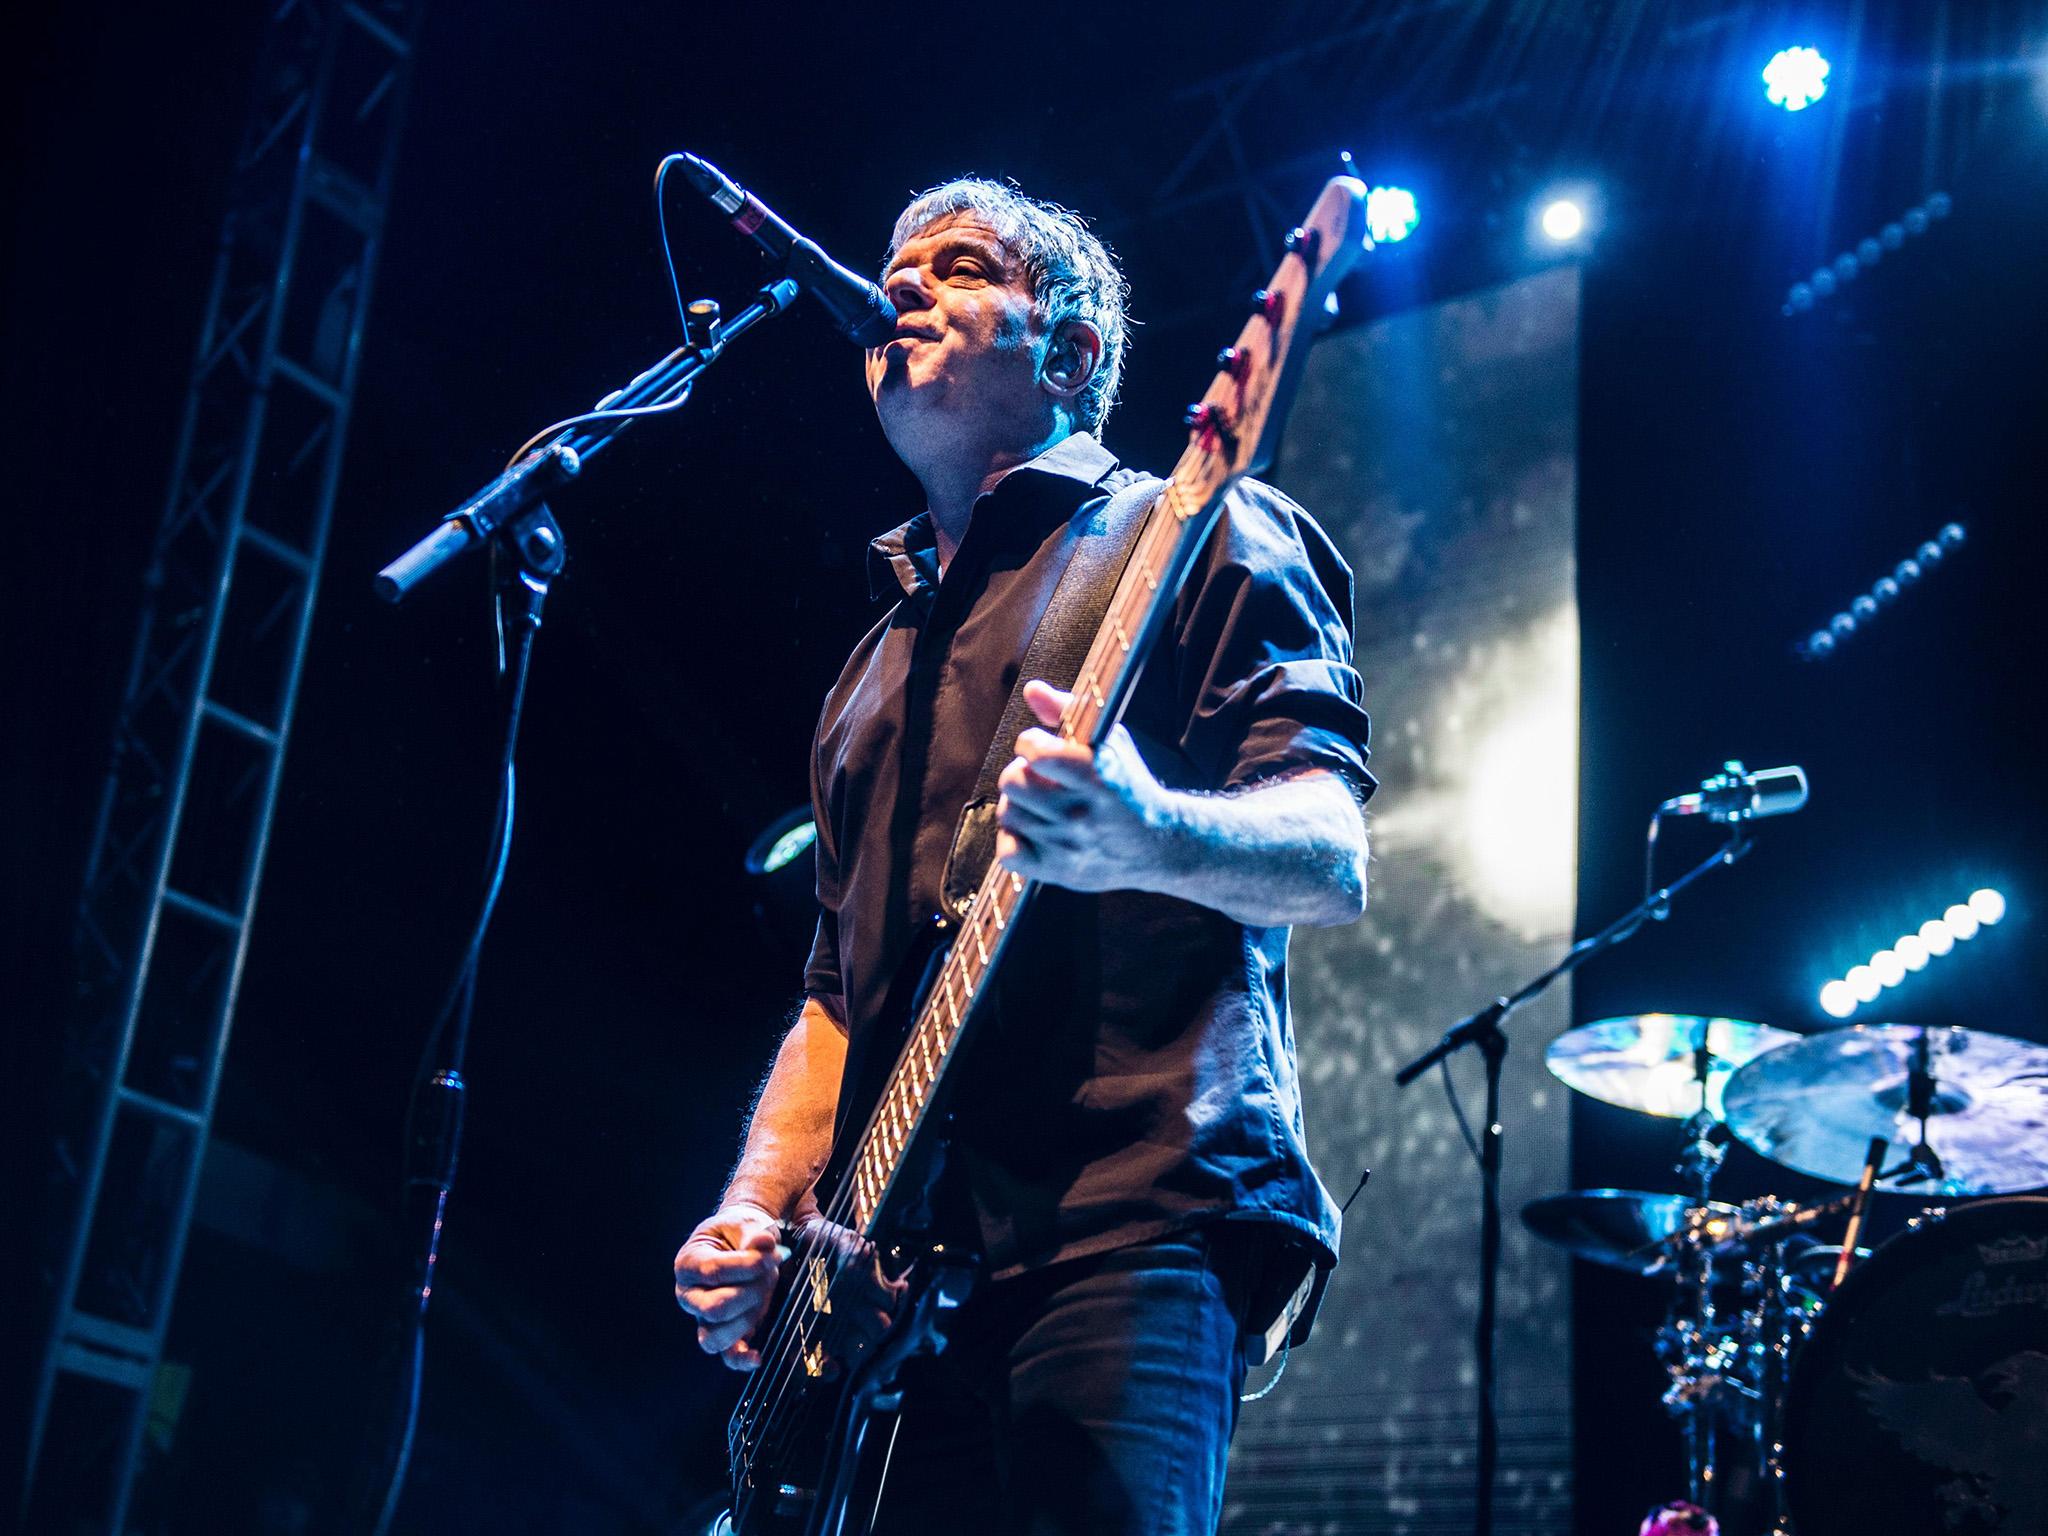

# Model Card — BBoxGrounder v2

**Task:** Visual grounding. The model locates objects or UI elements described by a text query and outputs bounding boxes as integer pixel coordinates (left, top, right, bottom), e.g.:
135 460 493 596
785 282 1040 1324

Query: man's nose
884 267 930 313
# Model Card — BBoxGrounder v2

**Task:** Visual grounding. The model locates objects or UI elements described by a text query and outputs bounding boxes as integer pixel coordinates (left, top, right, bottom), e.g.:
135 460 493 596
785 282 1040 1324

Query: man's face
866 214 1053 458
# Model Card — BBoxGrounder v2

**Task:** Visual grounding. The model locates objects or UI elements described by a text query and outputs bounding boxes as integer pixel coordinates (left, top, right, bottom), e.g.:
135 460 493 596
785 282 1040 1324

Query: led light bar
1818 889 2007 1018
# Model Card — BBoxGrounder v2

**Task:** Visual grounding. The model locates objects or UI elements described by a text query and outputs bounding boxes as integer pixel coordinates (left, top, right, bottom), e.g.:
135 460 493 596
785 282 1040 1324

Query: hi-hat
1546 1014 1799 1120
1522 1190 1740 1275
1721 1024 2048 1195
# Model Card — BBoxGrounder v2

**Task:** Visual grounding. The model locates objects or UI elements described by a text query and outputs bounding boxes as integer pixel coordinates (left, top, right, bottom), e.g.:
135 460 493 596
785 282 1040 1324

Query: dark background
9 3 2046 1531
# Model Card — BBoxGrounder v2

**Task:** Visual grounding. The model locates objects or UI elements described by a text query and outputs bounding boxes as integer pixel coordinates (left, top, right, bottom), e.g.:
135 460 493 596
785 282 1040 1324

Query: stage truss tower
25 3 424 1528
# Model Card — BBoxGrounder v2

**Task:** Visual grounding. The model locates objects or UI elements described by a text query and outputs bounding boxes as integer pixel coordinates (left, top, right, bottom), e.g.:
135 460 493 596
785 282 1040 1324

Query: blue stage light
1366 186 1418 245
1540 199 1585 243
1764 47 1830 111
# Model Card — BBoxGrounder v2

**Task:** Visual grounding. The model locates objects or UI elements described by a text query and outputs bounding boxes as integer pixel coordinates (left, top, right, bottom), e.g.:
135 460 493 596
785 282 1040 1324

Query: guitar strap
939 470 1163 920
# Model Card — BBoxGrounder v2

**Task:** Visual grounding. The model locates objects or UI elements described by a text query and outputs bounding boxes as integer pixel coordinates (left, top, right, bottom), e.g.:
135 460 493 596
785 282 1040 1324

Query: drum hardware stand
1394 820 1755 1535
1664 1040 1737 1511
1881 1029 1950 1189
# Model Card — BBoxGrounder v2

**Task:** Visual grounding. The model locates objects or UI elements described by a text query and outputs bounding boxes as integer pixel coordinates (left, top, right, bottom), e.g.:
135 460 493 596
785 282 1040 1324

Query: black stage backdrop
8 5 2048 1533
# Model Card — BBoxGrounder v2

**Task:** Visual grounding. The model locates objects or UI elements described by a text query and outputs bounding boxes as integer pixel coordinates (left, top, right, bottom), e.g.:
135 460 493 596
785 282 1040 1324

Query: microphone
1659 761 1809 822
673 153 897 347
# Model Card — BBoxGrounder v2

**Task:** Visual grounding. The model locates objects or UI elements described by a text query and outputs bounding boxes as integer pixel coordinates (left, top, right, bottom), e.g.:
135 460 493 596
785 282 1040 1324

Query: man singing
675 178 1373 1535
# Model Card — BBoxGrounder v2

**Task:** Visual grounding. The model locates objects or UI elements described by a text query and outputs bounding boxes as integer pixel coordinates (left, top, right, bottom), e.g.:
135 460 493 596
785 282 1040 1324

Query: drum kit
1528 1013 2048 1536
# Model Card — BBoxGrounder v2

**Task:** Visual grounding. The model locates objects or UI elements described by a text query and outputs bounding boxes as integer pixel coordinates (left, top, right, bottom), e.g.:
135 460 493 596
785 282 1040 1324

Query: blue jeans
871 1224 1259 1536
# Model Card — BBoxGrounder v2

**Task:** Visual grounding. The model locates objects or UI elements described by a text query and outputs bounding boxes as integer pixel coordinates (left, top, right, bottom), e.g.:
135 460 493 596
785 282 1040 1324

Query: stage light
1540 199 1584 243
1795 521 1966 660
1819 889 2006 1016
1366 186 1418 245
1763 47 1830 111
1781 194 1952 318
744 805 818 876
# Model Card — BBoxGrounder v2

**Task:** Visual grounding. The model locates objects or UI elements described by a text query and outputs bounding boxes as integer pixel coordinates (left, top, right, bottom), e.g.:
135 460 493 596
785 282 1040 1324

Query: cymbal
1546 1014 1799 1120
1721 1024 2048 1195
1522 1189 1740 1274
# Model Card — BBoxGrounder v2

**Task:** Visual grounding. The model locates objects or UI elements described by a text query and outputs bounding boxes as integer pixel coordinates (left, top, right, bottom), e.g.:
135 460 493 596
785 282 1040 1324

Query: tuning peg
1214 345 1247 378
1282 226 1319 262
1184 401 1237 452
1249 288 1283 322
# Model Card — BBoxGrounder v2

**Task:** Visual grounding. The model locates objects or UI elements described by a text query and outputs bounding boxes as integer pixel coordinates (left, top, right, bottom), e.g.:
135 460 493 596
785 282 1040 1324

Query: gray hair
886 179 1131 433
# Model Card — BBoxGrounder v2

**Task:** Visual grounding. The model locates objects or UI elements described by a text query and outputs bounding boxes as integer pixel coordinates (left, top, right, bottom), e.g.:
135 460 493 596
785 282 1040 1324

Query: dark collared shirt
805 432 1372 1281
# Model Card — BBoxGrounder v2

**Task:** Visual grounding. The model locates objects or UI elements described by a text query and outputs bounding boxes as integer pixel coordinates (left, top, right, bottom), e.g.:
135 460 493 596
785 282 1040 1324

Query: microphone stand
365 274 802 1535
375 276 801 603
1393 820 1755 1536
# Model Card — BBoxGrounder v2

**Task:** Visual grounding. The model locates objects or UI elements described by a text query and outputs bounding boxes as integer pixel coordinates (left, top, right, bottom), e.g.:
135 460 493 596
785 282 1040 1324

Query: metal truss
25 3 423 1528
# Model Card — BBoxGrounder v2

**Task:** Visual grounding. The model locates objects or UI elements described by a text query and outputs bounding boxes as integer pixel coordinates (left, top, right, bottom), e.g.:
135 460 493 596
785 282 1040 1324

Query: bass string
1064 473 1203 749
745 884 1003 1451
745 863 1024 1457
732 1212 841 1430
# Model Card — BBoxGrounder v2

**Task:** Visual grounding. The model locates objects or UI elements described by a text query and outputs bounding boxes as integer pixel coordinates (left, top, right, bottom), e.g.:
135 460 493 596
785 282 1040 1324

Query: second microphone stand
1393 819 1755 1536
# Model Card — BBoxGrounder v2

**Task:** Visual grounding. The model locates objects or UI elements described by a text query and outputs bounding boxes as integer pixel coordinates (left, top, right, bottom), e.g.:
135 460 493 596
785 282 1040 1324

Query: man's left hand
995 679 1175 893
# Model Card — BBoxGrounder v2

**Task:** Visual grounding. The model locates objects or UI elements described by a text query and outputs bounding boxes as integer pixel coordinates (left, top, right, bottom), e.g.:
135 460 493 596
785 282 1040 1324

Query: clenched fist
674 1203 788 1371
674 1203 904 1374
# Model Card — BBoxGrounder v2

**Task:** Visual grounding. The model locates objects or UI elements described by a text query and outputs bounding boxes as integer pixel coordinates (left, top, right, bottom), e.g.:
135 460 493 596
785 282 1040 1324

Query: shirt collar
866 432 1123 604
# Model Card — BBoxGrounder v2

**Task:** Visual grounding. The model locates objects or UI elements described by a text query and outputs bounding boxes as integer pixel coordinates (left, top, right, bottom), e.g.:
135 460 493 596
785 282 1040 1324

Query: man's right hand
674 1203 789 1371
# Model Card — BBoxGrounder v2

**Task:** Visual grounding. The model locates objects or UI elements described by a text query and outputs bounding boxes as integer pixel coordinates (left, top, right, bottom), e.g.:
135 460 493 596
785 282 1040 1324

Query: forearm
722 995 847 1220
1140 769 1369 928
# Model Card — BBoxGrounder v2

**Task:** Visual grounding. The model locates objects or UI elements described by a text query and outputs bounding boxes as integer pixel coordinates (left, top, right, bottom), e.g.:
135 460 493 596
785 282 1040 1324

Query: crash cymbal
1546 1014 1799 1120
1721 1024 2048 1195
1522 1190 1741 1275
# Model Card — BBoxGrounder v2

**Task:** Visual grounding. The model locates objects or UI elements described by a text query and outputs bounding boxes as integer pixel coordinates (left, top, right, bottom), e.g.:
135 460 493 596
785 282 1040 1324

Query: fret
1111 615 1131 653
971 924 989 967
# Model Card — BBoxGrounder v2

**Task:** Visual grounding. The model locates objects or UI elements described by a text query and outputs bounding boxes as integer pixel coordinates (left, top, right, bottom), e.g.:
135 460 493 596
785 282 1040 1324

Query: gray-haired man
676 180 1373 1535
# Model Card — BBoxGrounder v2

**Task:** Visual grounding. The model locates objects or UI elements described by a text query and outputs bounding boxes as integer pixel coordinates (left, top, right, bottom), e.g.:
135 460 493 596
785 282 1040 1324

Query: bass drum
1781 1195 2048 1536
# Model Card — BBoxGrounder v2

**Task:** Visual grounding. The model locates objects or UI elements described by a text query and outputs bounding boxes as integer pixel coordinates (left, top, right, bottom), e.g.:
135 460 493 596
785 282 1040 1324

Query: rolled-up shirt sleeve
1171 480 1376 803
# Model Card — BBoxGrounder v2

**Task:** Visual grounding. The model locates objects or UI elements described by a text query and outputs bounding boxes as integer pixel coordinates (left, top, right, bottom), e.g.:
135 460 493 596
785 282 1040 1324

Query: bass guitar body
723 923 978 1536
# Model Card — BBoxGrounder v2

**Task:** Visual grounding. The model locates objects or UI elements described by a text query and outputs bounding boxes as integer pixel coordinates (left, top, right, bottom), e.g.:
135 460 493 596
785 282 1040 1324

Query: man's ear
1040 319 1104 407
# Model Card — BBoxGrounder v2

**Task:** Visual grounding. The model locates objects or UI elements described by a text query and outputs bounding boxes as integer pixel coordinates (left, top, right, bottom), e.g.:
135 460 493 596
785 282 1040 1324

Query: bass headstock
1174 176 1368 508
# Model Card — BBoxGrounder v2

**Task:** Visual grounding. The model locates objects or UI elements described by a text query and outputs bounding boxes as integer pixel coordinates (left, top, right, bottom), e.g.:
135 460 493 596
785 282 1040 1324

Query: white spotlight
1846 964 1882 1003
1819 980 1858 1018
1944 904 1981 941
1540 199 1585 243
1870 950 1906 988
1919 918 1955 957
1763 47 1831 112
1895 934 1930 971
1969 888 2007 925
